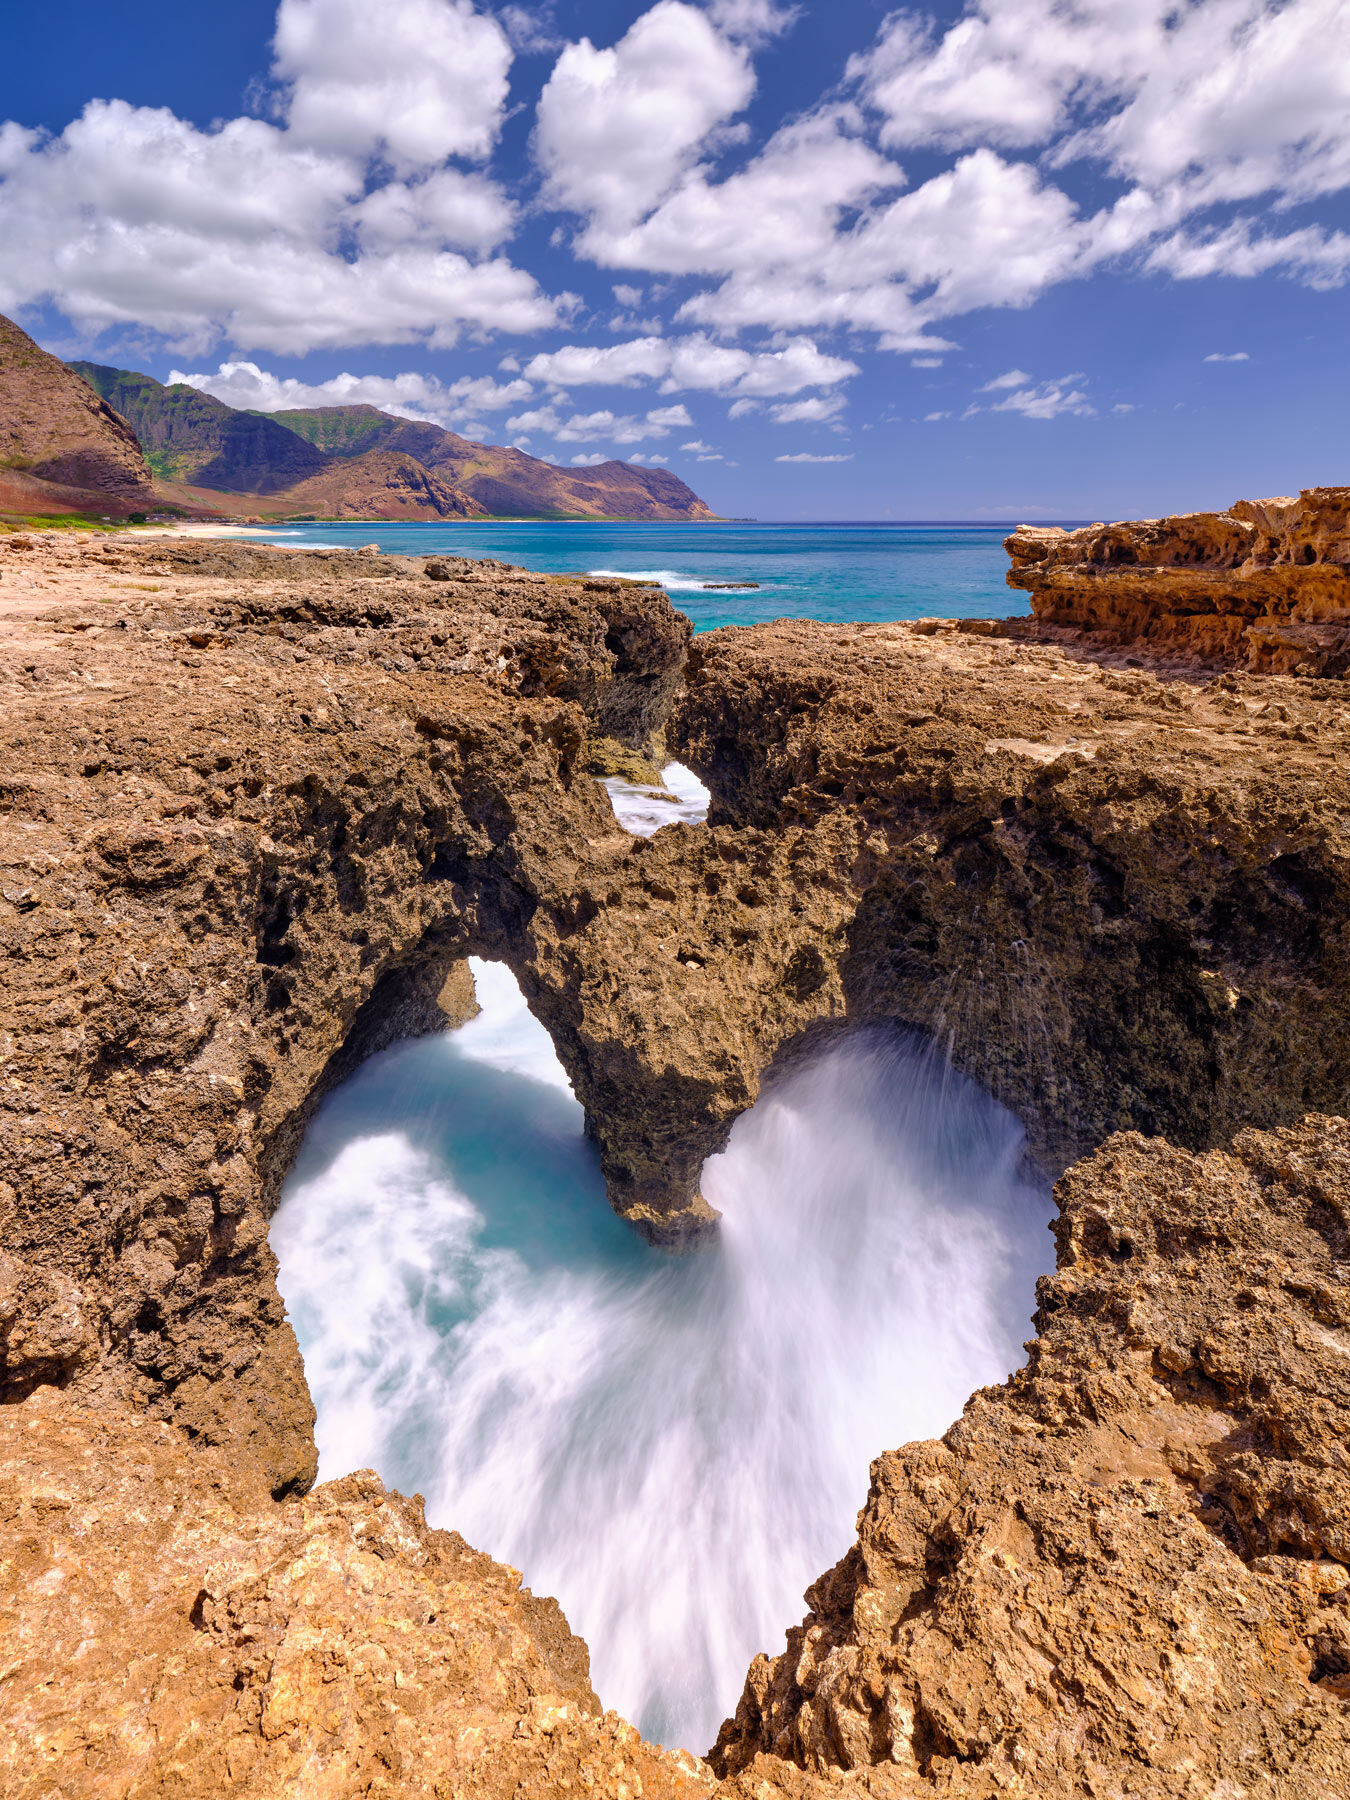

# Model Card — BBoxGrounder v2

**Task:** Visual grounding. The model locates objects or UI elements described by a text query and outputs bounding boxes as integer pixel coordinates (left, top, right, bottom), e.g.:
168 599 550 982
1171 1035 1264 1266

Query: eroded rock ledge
2 524 1348 1795
1006 485 1350 673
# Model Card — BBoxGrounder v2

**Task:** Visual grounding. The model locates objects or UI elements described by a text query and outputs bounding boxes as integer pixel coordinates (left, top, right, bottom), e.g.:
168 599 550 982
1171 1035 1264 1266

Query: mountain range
0 312 713 523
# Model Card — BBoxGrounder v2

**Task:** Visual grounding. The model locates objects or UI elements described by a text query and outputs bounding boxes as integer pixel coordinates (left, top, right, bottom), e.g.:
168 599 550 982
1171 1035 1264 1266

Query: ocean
243 518 1050 631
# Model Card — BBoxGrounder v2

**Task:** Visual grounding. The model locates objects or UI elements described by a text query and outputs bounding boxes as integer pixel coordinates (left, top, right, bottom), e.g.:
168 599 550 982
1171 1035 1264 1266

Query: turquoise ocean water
244 518 1058 630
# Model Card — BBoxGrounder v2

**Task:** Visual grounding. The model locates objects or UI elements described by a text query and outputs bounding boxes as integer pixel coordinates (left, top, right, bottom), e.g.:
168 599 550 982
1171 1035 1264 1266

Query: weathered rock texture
712 1117 1350 1797
0 1386 712 1800
585 614 1350 1237
2 524 1349 1796
1006 486 1350 674
0 531 688 1495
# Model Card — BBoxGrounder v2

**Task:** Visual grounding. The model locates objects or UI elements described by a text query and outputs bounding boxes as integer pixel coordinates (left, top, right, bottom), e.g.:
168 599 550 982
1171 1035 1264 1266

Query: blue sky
1 0 1346 519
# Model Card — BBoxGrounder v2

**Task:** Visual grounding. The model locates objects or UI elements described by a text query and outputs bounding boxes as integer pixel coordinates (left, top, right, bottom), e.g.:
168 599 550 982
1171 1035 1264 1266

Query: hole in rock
600 760 710 836
271 960 1054 1754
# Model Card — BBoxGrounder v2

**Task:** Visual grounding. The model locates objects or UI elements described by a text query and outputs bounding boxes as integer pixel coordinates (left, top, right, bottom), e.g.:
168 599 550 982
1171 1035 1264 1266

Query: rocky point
1 506 1347 1797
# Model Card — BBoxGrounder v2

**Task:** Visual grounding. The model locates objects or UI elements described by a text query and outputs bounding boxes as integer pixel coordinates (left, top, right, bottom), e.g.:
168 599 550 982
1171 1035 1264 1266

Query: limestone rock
0 1386 713 1800
712 1118 1350 1797
1005 487 1350 673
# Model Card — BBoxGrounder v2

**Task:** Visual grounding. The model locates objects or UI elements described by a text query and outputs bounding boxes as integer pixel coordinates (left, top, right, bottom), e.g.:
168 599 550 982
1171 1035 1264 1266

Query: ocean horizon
243 516 1074 631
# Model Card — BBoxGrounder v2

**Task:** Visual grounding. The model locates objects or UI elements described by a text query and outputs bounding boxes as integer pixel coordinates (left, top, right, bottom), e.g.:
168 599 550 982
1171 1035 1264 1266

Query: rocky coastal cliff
2 507 1348 1796
1006 485 1350 674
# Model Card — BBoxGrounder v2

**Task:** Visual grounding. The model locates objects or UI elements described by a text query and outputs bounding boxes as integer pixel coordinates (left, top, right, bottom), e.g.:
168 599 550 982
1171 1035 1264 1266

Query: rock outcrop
1006 486 1350 673
560 614 1350 1239
712 1117 1350 1796
0 317 155 504
2 522 1349 1796
2 1386 712 1800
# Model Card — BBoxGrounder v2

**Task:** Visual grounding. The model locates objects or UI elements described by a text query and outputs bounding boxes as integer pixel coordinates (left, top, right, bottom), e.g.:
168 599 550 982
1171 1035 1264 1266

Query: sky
1 0 1347 520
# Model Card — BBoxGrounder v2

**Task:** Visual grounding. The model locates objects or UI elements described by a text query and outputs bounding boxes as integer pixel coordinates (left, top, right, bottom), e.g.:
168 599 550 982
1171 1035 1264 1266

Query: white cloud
1112 402 1136 413
350 169 515 253
274 0 512 169
627 451 670 462
1150 221 1350 287
988 374 1095 420
171 359 534 427
1203 351 1251 363
767 393 845 424
570 452 610 464
534 1 754 234
911 356 943 368
549 405 694 443
680 438 717 452
613 283 644 307
0 0 561 356
505 405 561 433
980 368 1032 391
499 4 562 55
541 0 1350 358
522 331 858 397
704 0 798 44
923 410 951 421
775 452 854 463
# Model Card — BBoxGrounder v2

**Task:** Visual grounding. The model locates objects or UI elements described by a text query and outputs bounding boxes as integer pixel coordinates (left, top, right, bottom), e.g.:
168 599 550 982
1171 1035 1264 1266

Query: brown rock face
1 1387 712 1800
0 315 155 502
1006 486 1350 673
0 532 688 1494
264 447 489 519
2 520 1350 1796
712 1117 1350 1795
576 614 1350 1239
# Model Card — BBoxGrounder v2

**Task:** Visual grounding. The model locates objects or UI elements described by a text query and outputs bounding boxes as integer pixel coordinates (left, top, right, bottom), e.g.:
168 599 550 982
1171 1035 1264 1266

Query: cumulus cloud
980 369 1032 391
534 1 754 235
0 1 562 354
537 0 1350 357
775 452 854 462
522 331 858 397
570 452 610 465
529 404 697 443
274 0 512 168
169 359 534 427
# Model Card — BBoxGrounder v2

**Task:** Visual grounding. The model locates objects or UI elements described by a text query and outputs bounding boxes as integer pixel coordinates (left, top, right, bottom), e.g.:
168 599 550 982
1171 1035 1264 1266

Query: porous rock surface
1 524 1348 1795
1006 485 1350 674
713 1117 1350 1797
596 613 1350 1235
0 1386 711 1799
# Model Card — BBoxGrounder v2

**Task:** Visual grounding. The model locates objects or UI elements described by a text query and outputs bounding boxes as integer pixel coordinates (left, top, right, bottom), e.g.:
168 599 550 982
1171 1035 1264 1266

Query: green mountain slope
72 364 328 494
269 405 715 521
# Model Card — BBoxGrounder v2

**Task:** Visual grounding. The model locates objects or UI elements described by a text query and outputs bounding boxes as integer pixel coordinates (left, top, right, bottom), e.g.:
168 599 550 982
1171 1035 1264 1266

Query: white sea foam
602 760 710 836
271 961 1052 1754
587 566 761 593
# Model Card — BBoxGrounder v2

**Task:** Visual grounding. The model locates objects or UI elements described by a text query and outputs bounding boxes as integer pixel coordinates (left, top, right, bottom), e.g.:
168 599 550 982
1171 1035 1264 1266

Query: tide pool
240 518 1066 631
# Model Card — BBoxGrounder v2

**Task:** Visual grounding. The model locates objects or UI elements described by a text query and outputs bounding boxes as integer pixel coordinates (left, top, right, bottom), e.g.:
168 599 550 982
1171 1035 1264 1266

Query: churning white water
270 767 1054 1754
